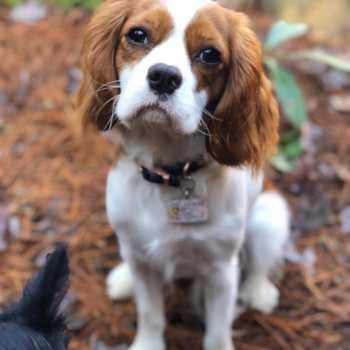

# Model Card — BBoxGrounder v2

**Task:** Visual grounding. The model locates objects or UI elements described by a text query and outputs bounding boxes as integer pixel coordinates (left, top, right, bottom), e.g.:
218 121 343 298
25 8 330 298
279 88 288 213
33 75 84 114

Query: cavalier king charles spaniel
76 1 290 349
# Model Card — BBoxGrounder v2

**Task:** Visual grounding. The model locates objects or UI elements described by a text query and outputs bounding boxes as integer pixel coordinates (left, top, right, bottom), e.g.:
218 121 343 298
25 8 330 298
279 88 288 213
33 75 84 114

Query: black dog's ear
0 245 70 336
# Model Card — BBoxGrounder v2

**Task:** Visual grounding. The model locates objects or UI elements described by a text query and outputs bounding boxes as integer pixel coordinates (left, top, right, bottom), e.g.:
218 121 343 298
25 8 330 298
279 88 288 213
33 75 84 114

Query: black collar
139 159 205 188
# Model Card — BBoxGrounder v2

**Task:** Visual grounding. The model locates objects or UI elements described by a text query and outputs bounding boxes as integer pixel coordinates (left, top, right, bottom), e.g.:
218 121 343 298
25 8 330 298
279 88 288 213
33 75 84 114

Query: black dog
0 246 70 350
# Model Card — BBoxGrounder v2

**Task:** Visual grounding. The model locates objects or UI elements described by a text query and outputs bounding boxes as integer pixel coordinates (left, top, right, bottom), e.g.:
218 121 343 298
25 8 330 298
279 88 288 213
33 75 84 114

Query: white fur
244 191 290 276
240 275 280 315
106 134 262 280
106 186 290 314
239 191 290 313
106 130 269 350
104 1 290 350
106 263 134 300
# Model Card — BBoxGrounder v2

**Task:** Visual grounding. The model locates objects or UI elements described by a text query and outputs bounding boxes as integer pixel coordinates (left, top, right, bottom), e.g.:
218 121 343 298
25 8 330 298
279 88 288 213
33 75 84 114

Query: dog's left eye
127 28 148 45
200 49 221 65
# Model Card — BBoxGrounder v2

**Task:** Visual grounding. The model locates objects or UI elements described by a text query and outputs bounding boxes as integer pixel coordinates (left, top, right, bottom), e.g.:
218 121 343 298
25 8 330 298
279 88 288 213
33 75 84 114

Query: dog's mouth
135 105 170 120
133 105 181 132
130 104 188 138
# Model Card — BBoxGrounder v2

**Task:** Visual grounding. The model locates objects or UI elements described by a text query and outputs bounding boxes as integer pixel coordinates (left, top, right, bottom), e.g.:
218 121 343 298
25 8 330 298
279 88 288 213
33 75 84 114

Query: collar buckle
153 166 170 187
139 158 205 188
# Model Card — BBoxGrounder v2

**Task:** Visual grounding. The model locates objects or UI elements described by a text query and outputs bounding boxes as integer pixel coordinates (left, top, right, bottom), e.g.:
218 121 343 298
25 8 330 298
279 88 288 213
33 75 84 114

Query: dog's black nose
147 63 182 96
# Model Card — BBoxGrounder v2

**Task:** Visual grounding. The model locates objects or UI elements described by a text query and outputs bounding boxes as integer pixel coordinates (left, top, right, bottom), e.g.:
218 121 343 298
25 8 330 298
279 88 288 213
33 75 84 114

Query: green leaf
4 0 24 7
82 0 102 12
53 0 101 12
265 58 307 128
274 271 285 283
54 0 75 10
265 21 309 51
270 153 295 173
281 50 350 73
279 128 300 143
282 139 303 158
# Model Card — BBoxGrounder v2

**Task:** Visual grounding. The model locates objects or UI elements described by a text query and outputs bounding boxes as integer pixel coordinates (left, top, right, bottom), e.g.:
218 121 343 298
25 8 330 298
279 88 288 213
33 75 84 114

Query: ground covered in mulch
0 3 350 350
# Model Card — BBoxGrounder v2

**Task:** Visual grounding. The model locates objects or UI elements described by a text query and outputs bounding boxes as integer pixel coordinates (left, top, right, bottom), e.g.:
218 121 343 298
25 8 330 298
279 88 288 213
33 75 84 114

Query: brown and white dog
76 1 290 349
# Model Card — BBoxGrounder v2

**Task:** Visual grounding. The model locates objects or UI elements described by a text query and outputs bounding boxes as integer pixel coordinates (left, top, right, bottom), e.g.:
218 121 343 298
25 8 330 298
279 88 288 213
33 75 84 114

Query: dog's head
76 0 279 170
0 246 70 350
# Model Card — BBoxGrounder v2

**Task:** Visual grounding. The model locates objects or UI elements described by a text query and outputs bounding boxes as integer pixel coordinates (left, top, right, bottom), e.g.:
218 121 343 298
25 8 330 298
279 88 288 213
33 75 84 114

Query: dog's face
115 0 228 136
76 0 279 170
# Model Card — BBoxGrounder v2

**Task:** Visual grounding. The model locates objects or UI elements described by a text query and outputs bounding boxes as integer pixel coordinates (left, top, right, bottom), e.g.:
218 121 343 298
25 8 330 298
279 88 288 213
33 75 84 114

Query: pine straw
0 8 350 350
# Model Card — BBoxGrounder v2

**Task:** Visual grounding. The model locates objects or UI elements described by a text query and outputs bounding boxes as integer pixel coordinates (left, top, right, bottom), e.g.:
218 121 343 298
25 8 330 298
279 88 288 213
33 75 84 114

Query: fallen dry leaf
329 94 350 113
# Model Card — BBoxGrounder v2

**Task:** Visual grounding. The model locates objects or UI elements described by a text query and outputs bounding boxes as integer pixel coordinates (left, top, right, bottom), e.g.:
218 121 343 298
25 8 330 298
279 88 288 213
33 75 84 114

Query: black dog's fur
0 246 70 350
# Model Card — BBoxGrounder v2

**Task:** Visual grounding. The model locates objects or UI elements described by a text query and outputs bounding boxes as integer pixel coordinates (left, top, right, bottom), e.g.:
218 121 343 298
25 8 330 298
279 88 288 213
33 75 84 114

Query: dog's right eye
127 29 148 45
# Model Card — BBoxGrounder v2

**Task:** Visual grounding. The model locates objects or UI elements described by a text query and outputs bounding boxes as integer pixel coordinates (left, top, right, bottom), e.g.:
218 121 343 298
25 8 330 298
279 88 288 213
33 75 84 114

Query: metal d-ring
181 175 195 198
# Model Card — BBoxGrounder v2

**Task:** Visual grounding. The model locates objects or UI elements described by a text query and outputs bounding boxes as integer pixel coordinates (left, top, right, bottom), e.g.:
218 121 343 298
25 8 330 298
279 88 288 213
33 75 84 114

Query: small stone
288 182 301 195
66 67 83 95
9 0 48 25
8 216 21 238
302 248 317 277
340 206 350 234
43 100 54 110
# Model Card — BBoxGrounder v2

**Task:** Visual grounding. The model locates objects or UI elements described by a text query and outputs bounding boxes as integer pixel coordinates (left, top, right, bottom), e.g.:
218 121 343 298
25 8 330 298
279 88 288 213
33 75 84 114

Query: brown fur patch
263 177 276 192
116 7 174 72
186 4 279 172
185 5 229 104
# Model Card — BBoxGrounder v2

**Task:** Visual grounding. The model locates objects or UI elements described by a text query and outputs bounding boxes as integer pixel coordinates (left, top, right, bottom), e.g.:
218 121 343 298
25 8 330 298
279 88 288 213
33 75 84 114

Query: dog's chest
106 158 251 277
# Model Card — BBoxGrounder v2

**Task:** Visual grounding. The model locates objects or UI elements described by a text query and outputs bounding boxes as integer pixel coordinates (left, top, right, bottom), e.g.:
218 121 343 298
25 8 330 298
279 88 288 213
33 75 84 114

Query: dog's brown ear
207 11 279 172
75 0 130 130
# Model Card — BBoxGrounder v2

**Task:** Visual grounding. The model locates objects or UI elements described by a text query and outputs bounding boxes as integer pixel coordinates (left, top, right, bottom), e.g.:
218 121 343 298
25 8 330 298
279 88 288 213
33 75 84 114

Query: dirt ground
0 3 350 350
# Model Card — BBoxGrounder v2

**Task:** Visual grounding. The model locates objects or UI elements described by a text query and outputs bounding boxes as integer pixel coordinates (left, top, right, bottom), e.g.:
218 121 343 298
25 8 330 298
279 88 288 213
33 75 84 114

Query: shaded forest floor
0 4 350 350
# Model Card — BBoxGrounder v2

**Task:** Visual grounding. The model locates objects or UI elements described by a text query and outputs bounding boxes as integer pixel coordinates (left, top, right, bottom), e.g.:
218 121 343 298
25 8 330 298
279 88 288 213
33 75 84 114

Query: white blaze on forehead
148 0 214 72
165 0 213 34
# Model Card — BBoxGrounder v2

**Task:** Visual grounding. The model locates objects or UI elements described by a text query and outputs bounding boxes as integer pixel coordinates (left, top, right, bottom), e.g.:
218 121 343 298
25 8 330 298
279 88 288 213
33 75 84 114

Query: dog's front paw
204 335 235 350
106 263 134 300
240 275 279 314
128 335 165 350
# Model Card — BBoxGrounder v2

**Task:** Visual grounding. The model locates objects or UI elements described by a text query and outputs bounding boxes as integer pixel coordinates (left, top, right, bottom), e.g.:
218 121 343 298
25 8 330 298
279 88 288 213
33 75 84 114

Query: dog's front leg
128 261 166 350
203 257 238 350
